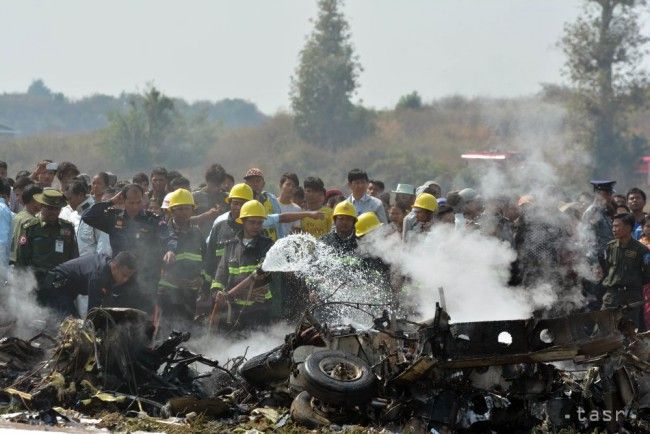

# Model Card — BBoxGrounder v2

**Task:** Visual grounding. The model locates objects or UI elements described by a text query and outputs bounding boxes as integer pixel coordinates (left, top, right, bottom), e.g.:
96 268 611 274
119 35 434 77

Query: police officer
16 188 78 305
583 180 616 261
41 251 137 317
600 213 649 330
81 183 171 313
211 200 274 330
157 189 208 333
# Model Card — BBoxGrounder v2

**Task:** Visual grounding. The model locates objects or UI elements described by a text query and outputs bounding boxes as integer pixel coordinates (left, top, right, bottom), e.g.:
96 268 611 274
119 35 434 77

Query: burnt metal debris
0 305 648 433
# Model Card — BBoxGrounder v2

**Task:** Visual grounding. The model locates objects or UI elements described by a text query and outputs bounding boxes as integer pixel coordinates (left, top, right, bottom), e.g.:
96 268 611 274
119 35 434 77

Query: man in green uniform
10 184 42 263
600 212 650 330
16 188 79 306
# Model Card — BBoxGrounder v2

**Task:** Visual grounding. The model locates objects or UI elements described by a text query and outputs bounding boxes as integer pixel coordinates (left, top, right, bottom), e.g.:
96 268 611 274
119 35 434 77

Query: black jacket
44 253 130 315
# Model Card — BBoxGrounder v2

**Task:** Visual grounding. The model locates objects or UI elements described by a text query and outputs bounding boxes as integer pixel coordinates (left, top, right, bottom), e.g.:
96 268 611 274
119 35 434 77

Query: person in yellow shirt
301 177 333 238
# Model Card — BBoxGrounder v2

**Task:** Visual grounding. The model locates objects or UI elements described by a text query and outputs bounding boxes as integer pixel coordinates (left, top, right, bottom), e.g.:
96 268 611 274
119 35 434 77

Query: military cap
590 180 616 193
34 188 67 208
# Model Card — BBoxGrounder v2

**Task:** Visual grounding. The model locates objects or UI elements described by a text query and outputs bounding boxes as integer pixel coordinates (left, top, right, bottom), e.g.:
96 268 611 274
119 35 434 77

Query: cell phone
46 162 58 171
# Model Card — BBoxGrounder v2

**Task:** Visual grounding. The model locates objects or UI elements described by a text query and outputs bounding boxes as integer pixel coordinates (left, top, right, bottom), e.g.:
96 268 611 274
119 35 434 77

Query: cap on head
590 180 616 193
325 188 344 200
333 201 358 220
236 200 267 224
244 168 264 180
34 188 67 208
392 183 415 195
355 212 383 237
226 183 254 203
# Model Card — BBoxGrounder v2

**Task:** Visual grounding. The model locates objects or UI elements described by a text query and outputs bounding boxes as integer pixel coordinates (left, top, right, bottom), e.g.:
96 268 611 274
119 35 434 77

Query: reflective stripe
228 265 258 275
201 271 212 282
159 279 177 289
214 248 225 257
211 280 224 289
175 252 202 262
234 289 272 306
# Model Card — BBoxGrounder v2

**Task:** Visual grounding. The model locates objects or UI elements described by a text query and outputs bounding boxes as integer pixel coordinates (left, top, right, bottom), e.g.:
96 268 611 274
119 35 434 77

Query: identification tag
55 239 64 253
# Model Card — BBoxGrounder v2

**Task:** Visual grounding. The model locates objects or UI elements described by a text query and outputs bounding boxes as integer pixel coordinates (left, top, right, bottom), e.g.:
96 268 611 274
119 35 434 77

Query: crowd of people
0 159 648 336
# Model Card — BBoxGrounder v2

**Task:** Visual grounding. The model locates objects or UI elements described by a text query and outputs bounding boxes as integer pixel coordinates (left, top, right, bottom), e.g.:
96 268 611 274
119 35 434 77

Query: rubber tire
303 350 375 406
290 391 331 428
239 345 291 388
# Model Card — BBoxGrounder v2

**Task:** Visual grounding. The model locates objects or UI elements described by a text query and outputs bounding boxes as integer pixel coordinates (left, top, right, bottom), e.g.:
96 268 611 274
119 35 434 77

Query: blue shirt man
346 168 387 224
0 179 14 268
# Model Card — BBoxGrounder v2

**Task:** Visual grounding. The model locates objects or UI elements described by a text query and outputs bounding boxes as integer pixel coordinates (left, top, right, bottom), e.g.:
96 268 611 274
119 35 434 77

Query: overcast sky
2 0 649 113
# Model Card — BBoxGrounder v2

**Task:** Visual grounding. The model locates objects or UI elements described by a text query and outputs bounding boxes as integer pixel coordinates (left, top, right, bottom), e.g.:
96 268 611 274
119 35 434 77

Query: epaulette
22 219 39 230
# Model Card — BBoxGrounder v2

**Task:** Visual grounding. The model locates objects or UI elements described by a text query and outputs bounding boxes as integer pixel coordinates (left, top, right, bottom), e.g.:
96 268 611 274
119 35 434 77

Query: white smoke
187 322 292 366
0 268 54 339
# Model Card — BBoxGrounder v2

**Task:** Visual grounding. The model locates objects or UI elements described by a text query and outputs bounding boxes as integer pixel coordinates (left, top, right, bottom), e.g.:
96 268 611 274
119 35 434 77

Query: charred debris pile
0 305 648 433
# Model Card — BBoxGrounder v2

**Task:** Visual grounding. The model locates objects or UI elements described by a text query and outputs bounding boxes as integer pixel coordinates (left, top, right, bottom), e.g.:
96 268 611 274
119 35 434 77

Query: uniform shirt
347 194 388 224
213 234 274 305
601 238 650 291
320 230 357 254
43 253 123 314
193 187 229 236
0 198 12 267
16 216 79 277
582 203 613 259
301 206 333 238
205 212 240 288
10 210 38 264
81 201 171 286
159 221 207 291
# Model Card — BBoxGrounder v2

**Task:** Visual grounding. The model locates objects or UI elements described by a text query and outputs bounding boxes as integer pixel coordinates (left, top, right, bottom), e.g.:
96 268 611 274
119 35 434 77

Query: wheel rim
318 358 363 382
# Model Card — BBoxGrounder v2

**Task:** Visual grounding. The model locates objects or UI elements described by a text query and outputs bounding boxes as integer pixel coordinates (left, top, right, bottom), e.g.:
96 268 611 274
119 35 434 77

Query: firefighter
210 200 274 330
156 189 209 333
42 251 137 317
404 193 438 243
320 201 358 254
81 183 171 313
16 188 78 307
204 183 255 282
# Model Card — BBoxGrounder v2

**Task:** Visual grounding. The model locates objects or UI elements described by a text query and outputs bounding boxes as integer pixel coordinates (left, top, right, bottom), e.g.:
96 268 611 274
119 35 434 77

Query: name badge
55 239 64 253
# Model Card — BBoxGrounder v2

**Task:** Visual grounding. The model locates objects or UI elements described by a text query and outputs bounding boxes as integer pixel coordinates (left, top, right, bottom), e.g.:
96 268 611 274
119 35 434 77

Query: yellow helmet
226 183 254 203
236 200 267 223
168 188 195 209
333 201 358 220
413 193 438 213
355 212 383 237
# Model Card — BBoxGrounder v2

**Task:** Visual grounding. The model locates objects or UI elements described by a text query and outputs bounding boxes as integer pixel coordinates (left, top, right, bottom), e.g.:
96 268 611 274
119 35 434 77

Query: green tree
105 86 176 168
560 0 648 177
290 0 372 149
105 99 149 168
396 91 423 110
143 86 175 160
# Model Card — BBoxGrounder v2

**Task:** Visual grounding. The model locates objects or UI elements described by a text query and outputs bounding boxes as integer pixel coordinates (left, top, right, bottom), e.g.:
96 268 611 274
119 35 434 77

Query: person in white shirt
62 179 111 256
277 172 302 236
